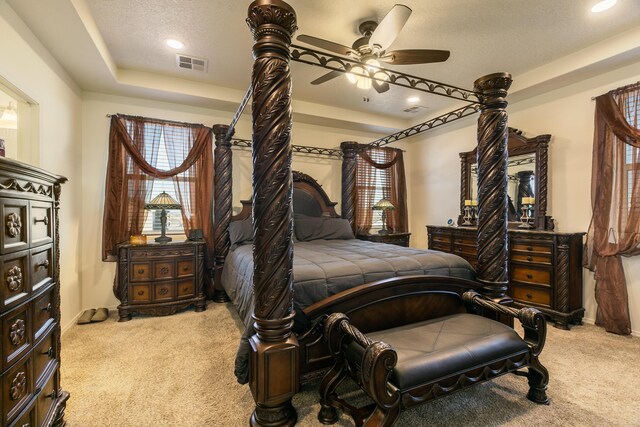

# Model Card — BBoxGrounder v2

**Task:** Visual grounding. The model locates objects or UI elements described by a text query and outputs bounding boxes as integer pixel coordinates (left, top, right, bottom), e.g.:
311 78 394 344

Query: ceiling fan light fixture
407 96 420 104
356 77 372 90
166 39 184 49
591 0 616 12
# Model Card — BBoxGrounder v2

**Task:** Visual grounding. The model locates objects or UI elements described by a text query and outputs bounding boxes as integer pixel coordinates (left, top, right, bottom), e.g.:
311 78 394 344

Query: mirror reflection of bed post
246 1 299 426
212 124 233 302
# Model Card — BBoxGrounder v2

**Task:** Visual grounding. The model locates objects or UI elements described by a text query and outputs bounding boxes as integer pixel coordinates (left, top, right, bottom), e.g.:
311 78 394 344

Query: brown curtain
584 82 640 335
355 147 408 234
102 115 214 263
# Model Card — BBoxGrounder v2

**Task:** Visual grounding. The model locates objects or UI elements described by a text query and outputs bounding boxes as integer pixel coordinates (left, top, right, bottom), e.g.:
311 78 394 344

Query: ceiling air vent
176 54 208 72
403 105 429 114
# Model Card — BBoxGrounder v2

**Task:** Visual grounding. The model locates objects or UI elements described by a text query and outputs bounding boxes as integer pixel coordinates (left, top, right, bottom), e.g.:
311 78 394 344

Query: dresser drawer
29 201 53 248
511 284 551 307
511 265 551 285
153 282 174 302
154 261 174 280
511 241 552 254
1 199 29 255
453 244 477 256
8 395 36 427
2 302 32 372
33 325 56 388
430 241 451 252
32 286 54 341
130 262 152 282
2 352 34 426
429 233 452 244
177 260 194 278
30 246 53 293
176 279 195 299
1 250 30 310
130 284 151 303
36 367 57 427
510 251 552 265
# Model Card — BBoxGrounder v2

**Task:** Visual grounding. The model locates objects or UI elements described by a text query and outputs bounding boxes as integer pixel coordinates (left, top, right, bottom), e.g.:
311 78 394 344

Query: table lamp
145 191 181 243
372 198 395 235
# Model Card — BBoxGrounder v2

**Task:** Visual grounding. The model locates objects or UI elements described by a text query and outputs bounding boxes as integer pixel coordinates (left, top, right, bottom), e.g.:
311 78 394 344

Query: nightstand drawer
153 282 174 302
1 250 30 310
131 284 151 303
131 263 152 282
176 279 195 299
2 302 32 372
511 284 551 307
154 262 174 280
29 201 53 247
177 260 194 277
511 266 551 286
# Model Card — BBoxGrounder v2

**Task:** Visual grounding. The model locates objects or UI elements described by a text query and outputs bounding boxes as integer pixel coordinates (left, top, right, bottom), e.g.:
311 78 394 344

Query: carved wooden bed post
212 124 233 302
340 141 358 231
247 1 298 426
474 73 513 299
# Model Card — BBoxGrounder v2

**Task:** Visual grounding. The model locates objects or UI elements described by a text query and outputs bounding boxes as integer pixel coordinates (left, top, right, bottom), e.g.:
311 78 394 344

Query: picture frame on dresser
0 157 69 427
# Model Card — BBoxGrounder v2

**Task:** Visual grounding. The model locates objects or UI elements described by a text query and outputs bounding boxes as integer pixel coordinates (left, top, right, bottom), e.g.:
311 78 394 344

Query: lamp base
155 235 172 243
378 229 389 236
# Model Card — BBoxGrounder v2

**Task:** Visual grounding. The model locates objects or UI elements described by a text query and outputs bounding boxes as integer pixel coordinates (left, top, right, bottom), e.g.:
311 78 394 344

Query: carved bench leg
364 405 400 427
318 362 346 424
527 357 550 404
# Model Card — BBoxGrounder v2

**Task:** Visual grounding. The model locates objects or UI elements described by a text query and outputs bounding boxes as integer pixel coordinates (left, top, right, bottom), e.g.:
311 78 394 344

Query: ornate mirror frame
459 127 553 230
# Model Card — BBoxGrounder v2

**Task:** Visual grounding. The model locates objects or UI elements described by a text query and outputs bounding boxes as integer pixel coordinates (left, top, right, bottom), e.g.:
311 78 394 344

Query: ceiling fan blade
369 4 412 52
372 80 390 94
310 70 343 85
296 34 355 56
381 49 451 65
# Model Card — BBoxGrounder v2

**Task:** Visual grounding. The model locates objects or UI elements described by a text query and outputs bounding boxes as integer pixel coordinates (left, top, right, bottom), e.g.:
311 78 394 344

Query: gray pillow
294 216 354 241
229 218 253 247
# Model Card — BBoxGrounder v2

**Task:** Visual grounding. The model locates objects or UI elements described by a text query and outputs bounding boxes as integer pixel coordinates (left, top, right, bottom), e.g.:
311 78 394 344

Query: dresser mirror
460 128 553 230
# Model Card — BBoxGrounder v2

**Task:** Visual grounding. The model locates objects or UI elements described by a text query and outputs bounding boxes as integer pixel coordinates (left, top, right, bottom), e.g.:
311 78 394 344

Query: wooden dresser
427 225 585 329
114 240 207 321
356 232 411 247
0 157 68 427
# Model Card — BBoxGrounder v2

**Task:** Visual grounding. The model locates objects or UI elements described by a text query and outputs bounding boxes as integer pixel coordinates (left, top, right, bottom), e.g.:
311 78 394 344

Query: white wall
408 60 640 335
0 5 83 330
81 93 386 311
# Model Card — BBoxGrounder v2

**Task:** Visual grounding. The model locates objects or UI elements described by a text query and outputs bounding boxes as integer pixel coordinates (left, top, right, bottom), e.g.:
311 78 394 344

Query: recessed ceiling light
591 0 617 13
166 39 184 49
407 96 420 104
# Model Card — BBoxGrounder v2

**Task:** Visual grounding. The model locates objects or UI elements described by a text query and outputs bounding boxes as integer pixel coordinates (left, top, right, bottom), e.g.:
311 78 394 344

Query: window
623 93 639 212
356 149 391 231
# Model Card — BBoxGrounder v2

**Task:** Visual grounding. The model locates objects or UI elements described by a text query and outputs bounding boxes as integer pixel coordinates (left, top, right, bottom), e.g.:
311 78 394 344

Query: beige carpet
61 302 640 426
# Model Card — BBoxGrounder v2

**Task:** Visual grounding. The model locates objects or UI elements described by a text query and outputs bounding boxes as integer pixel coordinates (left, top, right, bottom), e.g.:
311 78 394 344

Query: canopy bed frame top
219 1 515 425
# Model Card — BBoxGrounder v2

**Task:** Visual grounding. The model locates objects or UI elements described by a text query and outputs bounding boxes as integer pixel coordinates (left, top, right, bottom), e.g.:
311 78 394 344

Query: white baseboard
580 316 639 337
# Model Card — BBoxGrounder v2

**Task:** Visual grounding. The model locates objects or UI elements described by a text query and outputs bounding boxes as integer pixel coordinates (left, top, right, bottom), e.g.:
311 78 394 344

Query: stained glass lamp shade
372 198 395 235
145 191 181 243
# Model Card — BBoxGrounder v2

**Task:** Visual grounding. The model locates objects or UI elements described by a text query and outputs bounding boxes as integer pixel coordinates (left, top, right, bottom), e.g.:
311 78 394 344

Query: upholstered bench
318 290 549 427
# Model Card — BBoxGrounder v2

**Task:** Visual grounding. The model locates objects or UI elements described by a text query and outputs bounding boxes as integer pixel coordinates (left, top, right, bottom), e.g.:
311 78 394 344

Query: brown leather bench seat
347 313 530 390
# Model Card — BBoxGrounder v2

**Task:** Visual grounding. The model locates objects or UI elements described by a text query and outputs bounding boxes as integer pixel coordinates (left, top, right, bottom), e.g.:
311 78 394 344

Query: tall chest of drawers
0 157 68 427
114 241 207 321
427 225 585 329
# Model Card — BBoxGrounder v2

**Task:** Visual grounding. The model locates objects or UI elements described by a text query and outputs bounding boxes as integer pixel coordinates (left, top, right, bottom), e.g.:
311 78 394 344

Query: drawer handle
42 303 53 313
526 246 533 251
38 260 50 269
34 216 49 225
526 274 533 279
43 347 54 357
526 256 533 262
526 293 533 299
137 290 145 296
183 266 189 271
45 390 57 400
183 286 190 292
159 287 169 296
137 269 145 274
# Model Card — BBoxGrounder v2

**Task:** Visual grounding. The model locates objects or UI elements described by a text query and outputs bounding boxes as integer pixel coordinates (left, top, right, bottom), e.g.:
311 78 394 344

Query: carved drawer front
2 303 32 372
2 352 33 426
176 279 195 299
1 250 30 310
36 366 57 427
510 251 552 265
29 201 53 248
33 324 55 388
511 284 551 307
154 262 175 280
30 245 53 293
511 241 552 254
131 284 151 303
32 285 54 341
176 260 194 278
8 396 36 427
511 265 552 286
130 262 151 282
153 282 174 302
453 243 477 256
1 199 29 255
430 241 451 252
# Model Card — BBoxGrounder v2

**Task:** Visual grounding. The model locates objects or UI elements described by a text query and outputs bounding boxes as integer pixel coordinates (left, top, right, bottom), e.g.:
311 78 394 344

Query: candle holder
462 205 473 226
518 203 535 229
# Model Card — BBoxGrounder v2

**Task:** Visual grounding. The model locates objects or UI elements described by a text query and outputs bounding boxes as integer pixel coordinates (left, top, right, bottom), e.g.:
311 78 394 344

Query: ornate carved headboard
231 170 339 221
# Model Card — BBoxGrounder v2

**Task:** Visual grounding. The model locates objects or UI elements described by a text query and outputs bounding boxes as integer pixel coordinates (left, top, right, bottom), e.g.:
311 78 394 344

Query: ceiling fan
297 4 450 94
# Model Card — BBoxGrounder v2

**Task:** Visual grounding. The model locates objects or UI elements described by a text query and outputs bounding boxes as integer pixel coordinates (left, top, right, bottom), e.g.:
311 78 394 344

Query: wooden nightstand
114 240 207 321
357 232 411 247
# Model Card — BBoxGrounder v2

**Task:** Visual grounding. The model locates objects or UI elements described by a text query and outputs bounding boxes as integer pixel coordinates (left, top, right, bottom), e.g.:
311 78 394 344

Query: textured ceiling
7 0 640 129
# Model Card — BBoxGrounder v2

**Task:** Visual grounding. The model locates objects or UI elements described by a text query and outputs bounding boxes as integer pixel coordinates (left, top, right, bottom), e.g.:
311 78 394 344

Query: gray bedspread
222 238 475 327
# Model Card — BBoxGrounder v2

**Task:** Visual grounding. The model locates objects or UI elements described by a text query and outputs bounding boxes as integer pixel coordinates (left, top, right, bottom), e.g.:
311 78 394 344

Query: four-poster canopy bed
211 1 549 425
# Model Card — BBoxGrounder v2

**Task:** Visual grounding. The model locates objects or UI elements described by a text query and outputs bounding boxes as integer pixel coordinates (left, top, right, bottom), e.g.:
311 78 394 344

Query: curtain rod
106 113 207 127
591 80 640 100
